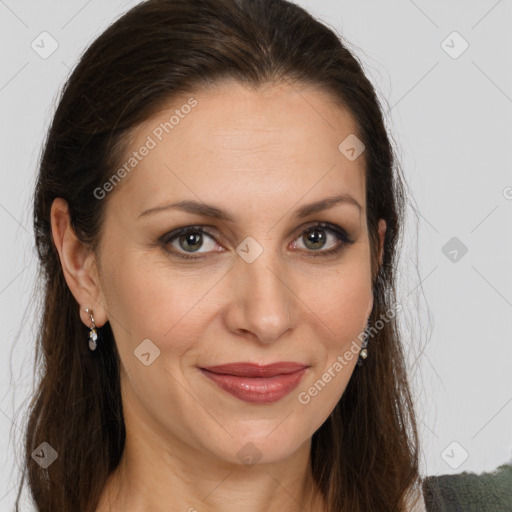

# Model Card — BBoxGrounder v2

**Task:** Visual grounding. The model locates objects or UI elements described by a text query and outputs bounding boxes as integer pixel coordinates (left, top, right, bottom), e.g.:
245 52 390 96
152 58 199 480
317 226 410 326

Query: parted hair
16 0 421 510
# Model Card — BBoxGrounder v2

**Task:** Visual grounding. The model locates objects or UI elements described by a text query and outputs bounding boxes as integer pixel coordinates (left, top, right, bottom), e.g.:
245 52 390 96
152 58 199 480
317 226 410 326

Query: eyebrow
138 194 363 221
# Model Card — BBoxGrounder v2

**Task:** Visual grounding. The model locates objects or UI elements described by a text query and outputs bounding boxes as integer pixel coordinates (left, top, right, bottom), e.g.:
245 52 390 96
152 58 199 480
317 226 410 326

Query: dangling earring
357 323 370 366
84 308 98 351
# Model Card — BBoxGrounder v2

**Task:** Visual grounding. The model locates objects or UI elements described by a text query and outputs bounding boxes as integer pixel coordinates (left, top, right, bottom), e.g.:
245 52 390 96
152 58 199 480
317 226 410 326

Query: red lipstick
200 362 308 403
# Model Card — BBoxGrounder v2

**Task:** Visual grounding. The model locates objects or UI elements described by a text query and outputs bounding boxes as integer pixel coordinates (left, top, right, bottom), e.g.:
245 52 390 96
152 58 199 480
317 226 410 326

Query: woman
16 0 427 510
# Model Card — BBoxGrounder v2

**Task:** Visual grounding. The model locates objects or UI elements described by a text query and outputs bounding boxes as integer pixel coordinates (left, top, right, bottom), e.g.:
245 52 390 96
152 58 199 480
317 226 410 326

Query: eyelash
159 222 354 260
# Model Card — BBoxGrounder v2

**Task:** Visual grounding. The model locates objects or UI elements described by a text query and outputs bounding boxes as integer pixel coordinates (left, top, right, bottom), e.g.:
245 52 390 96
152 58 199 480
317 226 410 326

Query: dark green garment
422 463 512 511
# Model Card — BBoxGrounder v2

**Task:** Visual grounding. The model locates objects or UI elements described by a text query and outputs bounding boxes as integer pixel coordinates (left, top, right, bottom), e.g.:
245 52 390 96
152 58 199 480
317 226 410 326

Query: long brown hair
15 0 421 510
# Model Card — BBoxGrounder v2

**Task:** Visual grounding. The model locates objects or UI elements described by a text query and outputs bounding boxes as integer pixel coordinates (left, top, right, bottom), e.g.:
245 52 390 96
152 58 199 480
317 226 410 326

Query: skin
51 79 386 512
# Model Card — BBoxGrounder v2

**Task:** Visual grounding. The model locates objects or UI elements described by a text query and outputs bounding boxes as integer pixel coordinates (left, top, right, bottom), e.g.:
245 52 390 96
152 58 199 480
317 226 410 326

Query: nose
224 250 299 345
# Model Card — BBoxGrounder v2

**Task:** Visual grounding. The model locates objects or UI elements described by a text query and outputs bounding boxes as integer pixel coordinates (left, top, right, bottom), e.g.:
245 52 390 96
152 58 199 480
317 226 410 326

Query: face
92 80 385 466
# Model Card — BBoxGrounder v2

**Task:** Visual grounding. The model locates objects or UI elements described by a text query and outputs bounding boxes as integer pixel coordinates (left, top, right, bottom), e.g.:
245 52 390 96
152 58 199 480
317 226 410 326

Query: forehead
107 80 366 219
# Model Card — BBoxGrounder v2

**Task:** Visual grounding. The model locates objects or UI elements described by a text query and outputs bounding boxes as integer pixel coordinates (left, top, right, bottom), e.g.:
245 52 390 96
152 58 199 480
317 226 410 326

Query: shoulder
421 462 512 511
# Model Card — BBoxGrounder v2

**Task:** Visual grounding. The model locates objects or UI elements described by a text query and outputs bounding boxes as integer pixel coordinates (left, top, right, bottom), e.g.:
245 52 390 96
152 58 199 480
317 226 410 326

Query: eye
292 222 353 257
159 222 353 260
160 226 221 259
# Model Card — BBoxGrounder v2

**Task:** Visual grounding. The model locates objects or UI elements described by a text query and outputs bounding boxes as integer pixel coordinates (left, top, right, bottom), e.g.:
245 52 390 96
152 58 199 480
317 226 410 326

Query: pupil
305 229 325 249
180 232 202 252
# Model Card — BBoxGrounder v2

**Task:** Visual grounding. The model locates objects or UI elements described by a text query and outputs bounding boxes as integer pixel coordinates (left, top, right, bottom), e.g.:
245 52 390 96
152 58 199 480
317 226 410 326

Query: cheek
101 251 215 357
298 267 372 414
98 255 224 442
306 263 373 343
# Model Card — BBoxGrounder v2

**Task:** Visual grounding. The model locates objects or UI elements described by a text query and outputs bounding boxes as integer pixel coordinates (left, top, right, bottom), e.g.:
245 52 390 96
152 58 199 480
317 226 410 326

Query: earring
356 323 370 366
84 308 98 351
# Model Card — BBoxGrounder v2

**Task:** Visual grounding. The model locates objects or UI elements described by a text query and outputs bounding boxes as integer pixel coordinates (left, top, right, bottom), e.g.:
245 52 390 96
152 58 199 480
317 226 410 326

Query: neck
96 404 326 512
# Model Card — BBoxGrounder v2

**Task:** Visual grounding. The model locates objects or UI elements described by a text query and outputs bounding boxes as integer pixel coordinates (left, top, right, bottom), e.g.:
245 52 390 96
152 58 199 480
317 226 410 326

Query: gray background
1 0 511 509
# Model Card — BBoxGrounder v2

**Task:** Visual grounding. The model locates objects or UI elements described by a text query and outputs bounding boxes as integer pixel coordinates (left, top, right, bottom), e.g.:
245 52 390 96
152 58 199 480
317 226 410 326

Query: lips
199 362 309 403
200 362 308 377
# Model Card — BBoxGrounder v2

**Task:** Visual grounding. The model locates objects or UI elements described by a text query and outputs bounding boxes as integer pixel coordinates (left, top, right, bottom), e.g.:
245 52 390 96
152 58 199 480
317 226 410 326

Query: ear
50 198 108 328
377 219 386 266
366 219 386 321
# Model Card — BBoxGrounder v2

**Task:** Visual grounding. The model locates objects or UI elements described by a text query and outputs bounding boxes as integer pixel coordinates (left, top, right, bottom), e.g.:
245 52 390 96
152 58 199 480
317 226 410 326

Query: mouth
199 362 309 404
201 362 309 377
